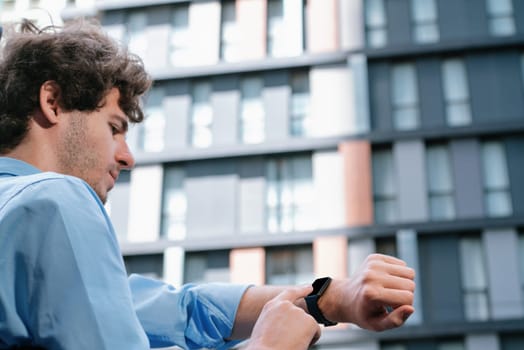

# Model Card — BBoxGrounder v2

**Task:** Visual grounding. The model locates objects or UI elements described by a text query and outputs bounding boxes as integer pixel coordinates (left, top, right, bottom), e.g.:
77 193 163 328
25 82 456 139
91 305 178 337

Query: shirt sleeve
0 176 149 350
129 274 250 349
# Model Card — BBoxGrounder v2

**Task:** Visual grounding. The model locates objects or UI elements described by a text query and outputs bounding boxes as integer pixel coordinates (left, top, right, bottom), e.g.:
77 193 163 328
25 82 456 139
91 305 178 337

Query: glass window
486 0 516 36
139 87 165 152
372 147 398 224
459 236 489 321
190 81 213 148
124 254 164 279
266 245 314 285
126 11 148 59
184 250 230 284
169 4 191 66
240 77 265 144
220 0 241 62
376 236 398 257
161 167 186 240
365 0 388 48
481 141 513 217
411 0 439 43
442 58 472 127
391 63 420 131
267 0 285 57
290 71 311 137
426 144 455 220
438 341 465 350
266 155 314 233
519 232 524 298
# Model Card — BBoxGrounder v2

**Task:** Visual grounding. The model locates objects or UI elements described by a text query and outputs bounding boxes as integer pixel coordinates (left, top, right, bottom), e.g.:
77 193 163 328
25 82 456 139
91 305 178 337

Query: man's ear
39 81 62 125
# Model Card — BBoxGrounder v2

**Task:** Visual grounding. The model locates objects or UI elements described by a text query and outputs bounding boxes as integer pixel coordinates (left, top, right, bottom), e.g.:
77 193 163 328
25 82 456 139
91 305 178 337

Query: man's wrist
305 277 338 326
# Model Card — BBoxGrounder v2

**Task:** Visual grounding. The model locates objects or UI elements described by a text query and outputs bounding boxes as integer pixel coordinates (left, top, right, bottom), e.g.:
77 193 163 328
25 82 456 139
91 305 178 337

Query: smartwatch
305 277 338 327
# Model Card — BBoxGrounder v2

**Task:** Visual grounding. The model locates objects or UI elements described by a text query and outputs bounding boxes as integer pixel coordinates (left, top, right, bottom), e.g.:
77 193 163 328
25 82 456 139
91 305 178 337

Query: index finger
275 285 313 302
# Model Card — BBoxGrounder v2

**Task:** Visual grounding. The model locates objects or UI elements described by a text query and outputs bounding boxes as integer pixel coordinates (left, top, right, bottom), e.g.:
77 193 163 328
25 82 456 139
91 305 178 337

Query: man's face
56 88 135 203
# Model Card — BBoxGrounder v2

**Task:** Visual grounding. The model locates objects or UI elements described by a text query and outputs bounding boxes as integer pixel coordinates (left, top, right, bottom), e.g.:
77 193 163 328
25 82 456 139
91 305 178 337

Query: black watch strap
305 277 338 327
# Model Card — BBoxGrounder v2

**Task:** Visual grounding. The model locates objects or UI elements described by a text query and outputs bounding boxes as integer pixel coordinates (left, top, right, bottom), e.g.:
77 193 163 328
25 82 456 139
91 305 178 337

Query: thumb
377 305 414 330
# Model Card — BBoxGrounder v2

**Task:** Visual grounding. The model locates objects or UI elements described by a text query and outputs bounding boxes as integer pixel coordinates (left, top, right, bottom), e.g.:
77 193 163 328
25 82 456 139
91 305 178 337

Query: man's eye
110 124 119 134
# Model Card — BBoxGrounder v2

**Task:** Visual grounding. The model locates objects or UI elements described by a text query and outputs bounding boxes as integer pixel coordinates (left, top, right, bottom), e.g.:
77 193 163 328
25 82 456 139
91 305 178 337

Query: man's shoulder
0 172 98 212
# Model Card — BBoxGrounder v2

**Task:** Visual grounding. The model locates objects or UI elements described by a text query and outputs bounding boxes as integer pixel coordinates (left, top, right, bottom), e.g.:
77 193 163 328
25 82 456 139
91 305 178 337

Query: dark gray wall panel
419 235 464 323
369 63 392 131
186 160 237 237
212 76 240 146
165 80 190 149
496 52 524 121
101 10 125 25
468 54 497 124
438 0 469 41
263 71 290 142
505 136 524 215
417 58 445 129
450 139 484 219
124 254 164 278
468 52 524 124
439 0 487 40
147 5 171 25
514 0 524 35
386 0 411 46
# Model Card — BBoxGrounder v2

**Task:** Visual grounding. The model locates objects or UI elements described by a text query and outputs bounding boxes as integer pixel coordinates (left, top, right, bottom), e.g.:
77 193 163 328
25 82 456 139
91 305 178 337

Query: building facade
35 0 524 348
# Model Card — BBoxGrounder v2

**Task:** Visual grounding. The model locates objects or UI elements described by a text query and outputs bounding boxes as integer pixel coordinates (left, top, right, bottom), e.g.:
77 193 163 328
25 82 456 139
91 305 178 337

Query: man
0 19 415 349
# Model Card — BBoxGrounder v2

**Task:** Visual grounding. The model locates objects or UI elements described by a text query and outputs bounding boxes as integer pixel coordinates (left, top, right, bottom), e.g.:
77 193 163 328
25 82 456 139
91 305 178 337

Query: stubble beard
57 113 108 204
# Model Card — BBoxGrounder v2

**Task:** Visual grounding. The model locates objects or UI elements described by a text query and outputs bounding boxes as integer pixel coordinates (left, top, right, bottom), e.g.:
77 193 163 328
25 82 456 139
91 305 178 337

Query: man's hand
318 254 415 331
247 286 321 350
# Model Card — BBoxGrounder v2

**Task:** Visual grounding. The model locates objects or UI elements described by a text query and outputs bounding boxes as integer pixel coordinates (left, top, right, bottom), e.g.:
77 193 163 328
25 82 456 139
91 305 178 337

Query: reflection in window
139 87 165 152
519 232 524 299
372 147 398 224
267 0 285 57
266 245 313 285
411 0 439 43
460 236 489 321
184 250 230 284
169 4 191 66
442 58 472 127
382 340 464 350
426 144 455 220
126 11 148 59
240 77 265 144
376 236 397 257
220 0 241 62
124 254 164 280
391 63 420 130
190 81 213 148
290 71 311 137
481 141 512 217
161 167 186 240
266 155 314 233
365 0 387 48
486 0 516 36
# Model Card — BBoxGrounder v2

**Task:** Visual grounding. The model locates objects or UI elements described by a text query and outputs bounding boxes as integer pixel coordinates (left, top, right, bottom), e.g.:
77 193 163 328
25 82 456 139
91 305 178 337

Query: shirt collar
0 157 42 177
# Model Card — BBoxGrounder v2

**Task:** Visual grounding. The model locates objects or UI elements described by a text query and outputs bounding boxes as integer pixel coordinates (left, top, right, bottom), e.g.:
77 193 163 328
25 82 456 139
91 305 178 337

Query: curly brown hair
0 18 152 154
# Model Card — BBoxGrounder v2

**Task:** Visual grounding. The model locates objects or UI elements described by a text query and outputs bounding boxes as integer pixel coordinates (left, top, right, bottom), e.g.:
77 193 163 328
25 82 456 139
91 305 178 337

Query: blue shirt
0 157 248 349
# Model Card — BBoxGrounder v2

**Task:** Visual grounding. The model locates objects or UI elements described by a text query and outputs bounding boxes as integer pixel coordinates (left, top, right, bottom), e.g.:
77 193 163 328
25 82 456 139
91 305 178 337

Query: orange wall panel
230 247 265 285
313 236 348 279
237 0 266 60
306 0 338 53
339 141 373 226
